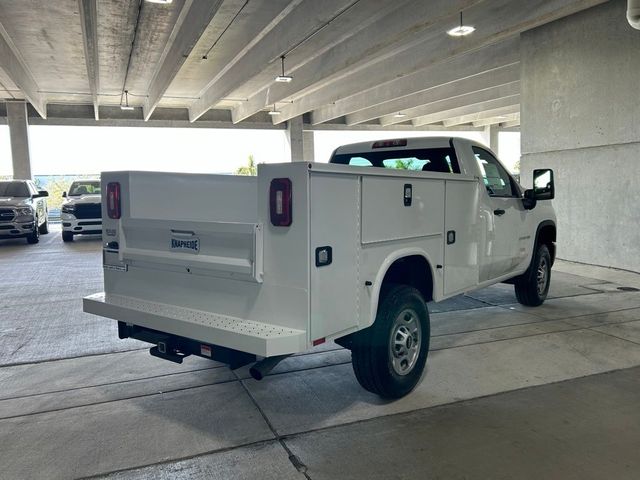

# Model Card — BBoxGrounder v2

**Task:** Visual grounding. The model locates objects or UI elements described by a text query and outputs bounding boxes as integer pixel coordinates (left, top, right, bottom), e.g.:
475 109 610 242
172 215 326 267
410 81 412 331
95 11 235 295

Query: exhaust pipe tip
249 366 265 381
248 354 289 381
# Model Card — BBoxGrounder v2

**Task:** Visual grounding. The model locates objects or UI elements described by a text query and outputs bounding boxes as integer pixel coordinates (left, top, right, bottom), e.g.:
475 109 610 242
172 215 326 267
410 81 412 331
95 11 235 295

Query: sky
0 125 520 176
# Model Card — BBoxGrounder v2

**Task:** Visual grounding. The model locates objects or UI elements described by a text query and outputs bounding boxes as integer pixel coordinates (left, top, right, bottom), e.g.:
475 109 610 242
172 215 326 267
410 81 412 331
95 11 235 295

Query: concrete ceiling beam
412 96 520 127
78 0 100 120
0 23 46 118
264 0 607 126
234 0 483 124
441 104 520 127
188 0 353 122
143 0 223 121
472 112 519 127
315 38 519 126
375 76 520 128
501 118 521 128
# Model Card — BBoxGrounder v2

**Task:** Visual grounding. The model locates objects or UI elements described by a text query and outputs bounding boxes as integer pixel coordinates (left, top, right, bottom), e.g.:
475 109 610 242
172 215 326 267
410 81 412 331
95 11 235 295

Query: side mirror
36 190 49 198
532 169 554 200
62 191 67 198
523 169 554 210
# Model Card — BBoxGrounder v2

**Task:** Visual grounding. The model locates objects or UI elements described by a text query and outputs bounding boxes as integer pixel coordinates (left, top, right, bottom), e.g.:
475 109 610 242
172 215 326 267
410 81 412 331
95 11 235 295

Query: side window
472 147 515 197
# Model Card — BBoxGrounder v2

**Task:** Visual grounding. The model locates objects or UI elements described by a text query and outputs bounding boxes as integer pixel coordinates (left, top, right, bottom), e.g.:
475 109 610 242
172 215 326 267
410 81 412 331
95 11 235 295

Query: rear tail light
269 178 292 226
106 182 121 219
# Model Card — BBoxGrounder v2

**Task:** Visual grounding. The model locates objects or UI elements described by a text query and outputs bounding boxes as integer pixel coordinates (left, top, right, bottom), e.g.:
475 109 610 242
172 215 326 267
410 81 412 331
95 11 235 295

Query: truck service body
84 137 556 397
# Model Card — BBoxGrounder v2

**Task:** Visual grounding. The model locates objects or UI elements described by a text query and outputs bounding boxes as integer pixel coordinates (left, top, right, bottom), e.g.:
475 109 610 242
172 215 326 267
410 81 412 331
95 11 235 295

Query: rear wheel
26 218 40 244
351 284 430 398
62 231 74 242
514 243 551 306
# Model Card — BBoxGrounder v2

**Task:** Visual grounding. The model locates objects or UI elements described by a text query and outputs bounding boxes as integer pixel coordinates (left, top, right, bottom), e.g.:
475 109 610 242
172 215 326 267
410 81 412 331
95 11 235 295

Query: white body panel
84 137 556 357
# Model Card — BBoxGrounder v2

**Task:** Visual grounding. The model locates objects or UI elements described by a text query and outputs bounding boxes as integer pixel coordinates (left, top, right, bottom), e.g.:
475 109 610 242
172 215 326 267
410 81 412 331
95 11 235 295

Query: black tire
62 231 74 242
39 218 49 234
514 243 551 306
351 284 430 398
26 218 40 244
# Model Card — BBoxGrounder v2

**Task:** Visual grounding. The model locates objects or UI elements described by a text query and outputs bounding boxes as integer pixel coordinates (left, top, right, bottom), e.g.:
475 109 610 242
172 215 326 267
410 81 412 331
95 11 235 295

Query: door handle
494 209 506 216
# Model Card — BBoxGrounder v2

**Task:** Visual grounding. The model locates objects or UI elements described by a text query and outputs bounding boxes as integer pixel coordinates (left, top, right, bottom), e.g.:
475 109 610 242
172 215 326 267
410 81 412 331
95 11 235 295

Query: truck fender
366 248 437 328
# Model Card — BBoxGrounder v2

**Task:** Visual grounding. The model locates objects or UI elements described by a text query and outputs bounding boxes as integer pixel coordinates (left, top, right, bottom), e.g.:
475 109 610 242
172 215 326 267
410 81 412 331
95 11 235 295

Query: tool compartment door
361 176 445 244
309 173 360 340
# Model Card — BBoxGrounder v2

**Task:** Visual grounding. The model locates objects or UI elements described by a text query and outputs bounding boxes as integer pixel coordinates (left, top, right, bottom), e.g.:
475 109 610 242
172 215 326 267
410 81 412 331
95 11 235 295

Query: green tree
236 154 257 176
393 159 419 170
43 178 71 210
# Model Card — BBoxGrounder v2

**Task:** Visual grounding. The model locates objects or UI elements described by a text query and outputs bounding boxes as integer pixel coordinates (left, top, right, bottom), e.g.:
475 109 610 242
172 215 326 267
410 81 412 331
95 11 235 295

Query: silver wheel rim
537 257 548 295
389 308 421 376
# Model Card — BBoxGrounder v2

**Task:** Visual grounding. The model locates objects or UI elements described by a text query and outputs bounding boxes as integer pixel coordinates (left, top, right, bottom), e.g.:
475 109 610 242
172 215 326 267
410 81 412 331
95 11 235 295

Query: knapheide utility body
84 137 556 398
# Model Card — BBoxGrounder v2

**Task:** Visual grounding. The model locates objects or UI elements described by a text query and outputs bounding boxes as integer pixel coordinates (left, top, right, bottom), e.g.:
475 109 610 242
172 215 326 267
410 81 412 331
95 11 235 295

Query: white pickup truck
84 137 556 398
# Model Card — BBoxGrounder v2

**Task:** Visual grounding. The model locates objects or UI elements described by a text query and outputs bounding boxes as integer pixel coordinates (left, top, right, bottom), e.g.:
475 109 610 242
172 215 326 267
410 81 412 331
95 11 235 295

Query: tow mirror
523 169 554 210
533 169 554 200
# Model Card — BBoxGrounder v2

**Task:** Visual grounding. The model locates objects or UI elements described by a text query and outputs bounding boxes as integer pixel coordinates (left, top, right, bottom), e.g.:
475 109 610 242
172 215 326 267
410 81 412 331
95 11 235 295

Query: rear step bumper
83 292 307 357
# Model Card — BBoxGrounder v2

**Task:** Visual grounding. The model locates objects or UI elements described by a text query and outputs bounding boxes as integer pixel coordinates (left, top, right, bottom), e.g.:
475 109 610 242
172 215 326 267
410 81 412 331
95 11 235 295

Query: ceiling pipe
629 0 640 29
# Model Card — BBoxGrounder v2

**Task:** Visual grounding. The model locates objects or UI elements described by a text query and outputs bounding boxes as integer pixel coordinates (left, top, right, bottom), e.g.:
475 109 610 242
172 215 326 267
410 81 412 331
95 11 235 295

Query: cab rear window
330 148 460 174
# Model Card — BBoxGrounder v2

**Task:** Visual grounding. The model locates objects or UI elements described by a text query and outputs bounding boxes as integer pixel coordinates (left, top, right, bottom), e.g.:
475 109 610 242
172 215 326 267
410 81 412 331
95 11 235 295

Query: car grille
74 203 102 219
0 208 16 222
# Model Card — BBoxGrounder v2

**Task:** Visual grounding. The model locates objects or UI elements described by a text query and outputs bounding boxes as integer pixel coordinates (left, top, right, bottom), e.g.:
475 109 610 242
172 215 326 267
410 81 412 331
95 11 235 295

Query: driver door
472 147 527 280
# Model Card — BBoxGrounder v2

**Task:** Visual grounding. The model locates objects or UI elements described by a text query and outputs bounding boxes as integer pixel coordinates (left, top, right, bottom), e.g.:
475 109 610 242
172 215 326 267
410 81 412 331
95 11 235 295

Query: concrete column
6 100 32 179
520 0 640 272
489 124 499 153
482 124 500 152
286 116 304 162
303 131 315 162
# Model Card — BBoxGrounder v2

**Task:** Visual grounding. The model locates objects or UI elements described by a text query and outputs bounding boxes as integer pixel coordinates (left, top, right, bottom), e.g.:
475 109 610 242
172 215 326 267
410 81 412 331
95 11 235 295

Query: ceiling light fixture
447 11 475 37
145 0 173 4
394 112 407 118
268 104 281 116
120 90 134 111
275 56 293 83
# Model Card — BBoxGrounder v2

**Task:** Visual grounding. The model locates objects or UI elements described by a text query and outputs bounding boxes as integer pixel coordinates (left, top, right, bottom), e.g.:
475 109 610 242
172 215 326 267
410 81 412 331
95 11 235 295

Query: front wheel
351 284 430 398
514 243 551 306
39 218 49 234
26 218 40 244
62 231 74 242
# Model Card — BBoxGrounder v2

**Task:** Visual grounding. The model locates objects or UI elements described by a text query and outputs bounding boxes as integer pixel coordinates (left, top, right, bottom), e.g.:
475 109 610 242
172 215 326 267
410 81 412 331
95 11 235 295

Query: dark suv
0 180 50 244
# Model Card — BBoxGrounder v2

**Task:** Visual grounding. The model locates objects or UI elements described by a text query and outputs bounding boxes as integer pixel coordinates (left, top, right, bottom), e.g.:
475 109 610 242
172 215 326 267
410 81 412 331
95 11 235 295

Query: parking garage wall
520 0 640 272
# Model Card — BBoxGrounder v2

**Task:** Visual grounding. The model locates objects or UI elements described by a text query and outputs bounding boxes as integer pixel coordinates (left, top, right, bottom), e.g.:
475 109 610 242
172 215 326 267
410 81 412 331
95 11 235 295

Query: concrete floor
1 224 640 479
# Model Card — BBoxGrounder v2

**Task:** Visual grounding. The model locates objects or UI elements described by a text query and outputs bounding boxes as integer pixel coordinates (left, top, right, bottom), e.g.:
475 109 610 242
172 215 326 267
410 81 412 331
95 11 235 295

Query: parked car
61 179 102 242
84 137 556 398
0 180 49 244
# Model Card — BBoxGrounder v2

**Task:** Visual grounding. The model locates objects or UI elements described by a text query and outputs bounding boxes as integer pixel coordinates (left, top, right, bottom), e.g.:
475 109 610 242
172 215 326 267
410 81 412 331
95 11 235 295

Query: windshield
69 181 101 196
0 181 30 197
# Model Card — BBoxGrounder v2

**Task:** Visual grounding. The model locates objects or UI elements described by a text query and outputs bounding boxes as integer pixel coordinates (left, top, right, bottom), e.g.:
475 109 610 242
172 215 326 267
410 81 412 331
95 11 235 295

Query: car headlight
16 207 33 216
61 204 75 214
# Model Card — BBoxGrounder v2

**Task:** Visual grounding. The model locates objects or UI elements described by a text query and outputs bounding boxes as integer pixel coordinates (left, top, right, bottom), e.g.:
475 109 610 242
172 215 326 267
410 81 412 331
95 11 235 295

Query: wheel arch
535 220 556 265
368 249 436 328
